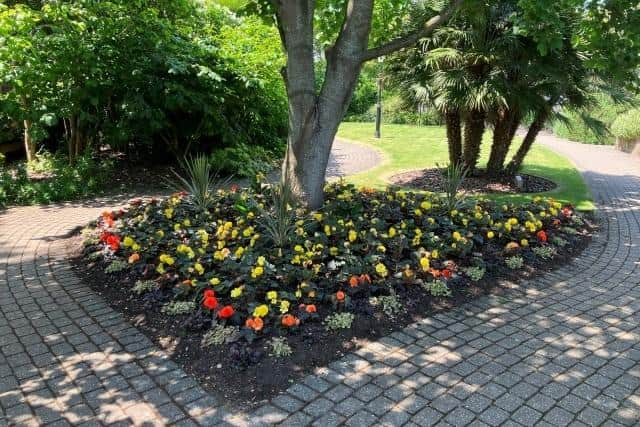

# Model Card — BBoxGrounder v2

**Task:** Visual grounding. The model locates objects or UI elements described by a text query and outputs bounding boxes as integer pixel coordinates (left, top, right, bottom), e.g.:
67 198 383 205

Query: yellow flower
156 263 165 274
242 227 253 237
267 290 278 302
159 254 175 265
509 217 518 225
474 212 483 220
294 245 304 253
414 208 423 216
324 225 331 236
164 208 173 219
194 263 204 275
420 201 432 210
209 277 221 285
388 227 397 238
183 219 191 227
487 231 495 239
329 247 339 256
156 230 164 238
520 239 529 247
348 229 357 242
452 231 462 241
257 256 266 266
174 223 181 232
235 246 245 258
251 266 264 278
431 249 439 259
420 257 430 272
132 243 140 251
313 213 323 222
123 236 134 248
375 262 388 277
253 304 269 318
377 244 386 253
280 300 290 314
230 286 243 298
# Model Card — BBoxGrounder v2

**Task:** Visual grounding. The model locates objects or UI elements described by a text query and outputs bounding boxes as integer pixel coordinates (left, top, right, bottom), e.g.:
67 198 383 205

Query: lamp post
374 77 382 138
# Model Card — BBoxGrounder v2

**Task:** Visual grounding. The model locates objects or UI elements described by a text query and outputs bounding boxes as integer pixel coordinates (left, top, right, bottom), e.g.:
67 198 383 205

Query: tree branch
361 0 463 62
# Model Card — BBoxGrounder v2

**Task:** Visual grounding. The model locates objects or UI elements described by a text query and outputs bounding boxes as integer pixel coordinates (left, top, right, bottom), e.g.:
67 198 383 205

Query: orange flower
281 314 300 327
553 219 561 227
359 274 371 284
305 304 317 313
429 268 441 278
128 253 140 264
336 291 346 302
245 317 264 331
349 276 359 287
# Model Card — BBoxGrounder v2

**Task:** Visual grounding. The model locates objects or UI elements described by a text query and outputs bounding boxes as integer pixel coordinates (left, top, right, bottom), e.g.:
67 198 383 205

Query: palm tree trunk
445 110 462 166
487 109 520 177
506 110 547 175
462 109 486 173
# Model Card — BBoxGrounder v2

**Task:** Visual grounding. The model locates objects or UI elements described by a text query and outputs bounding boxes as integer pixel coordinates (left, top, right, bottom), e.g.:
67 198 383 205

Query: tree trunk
486 108 520 177
445 110 462 166
23 120 36 162
506 110 547 175
462 109 486 173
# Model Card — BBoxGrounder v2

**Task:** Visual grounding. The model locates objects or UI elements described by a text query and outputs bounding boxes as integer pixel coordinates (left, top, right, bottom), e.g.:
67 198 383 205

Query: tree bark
23 120 35 162
486 108 520 177
462 109 486 173
445 110 462 166
506 109 547 175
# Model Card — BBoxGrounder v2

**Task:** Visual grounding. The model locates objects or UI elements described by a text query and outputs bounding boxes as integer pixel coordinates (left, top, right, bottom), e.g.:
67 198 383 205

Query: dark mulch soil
68 217 595 411
391 168 557 194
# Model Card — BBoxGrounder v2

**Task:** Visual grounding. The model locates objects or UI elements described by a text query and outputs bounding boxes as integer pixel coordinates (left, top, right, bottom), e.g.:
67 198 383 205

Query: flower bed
78 182 591 404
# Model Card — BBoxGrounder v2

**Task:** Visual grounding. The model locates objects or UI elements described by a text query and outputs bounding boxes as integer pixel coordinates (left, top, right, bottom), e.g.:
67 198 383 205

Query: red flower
359 274 371 284
230 184 240 193
203 296 218 310
304 304 317 313
245 317 264 331
536 230 548 243
203 289 215 299
336 290 346 302
106 234 120 251
281 314 300 327
349 276 359 287
217 305 235 319
441 269 452 279
562 207 573 218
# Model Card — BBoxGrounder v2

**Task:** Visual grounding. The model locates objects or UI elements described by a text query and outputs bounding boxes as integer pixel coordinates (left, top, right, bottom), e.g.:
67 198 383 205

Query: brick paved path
1 136 639 426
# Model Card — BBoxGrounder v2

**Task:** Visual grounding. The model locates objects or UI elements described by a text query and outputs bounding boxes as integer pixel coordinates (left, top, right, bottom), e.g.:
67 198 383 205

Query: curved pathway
1 135 639 426
327 138 382 178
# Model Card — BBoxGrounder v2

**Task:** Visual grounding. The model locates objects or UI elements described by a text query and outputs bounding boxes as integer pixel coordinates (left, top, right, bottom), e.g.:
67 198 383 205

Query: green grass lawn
337 122 594 211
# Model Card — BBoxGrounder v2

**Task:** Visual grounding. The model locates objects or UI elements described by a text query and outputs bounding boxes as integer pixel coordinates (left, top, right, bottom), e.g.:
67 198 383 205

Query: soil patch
391 168 557 194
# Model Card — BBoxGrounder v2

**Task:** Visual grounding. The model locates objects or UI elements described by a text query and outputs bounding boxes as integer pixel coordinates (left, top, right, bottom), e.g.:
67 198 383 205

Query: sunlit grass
337 122 594 211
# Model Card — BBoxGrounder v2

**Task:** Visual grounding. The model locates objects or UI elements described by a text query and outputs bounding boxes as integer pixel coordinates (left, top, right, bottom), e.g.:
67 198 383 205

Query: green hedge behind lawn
337 123 594 211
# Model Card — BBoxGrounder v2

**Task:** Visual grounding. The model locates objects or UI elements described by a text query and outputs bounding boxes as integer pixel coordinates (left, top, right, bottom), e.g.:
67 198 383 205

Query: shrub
611 109 640 141
268 337 292 357
0 153 113 208
210 143 278 179
324 313 356 331
505 256 524 270
202 324 240 346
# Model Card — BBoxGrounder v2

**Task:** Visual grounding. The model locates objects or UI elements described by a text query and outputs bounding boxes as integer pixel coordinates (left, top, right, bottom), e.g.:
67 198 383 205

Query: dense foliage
83 181 586 356
611 109 640 142
0 152 113 207
0 0 287 163
552 91 639 145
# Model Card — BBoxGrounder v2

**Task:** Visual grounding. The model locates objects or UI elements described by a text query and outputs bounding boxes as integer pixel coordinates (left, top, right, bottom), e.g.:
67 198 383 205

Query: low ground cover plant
82 180 587 363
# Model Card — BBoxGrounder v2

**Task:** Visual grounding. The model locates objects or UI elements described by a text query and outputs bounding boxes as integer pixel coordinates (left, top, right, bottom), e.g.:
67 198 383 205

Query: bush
552 92 635 145
210 143 279 178
611 109 640 141
0 153 113 208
